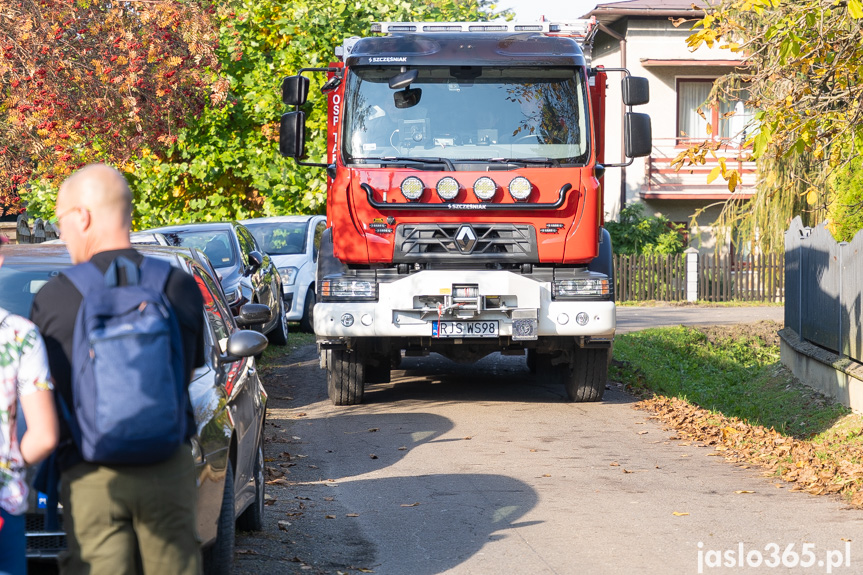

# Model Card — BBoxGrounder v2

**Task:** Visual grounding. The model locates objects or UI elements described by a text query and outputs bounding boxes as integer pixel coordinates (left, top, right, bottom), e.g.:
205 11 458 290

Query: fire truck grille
394 223 538 263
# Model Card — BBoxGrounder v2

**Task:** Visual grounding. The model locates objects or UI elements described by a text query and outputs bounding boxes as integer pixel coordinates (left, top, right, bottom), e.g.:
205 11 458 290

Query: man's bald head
56 163 133 263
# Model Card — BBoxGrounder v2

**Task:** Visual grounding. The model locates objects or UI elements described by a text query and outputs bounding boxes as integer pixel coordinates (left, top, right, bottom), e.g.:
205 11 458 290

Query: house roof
582 0 706 24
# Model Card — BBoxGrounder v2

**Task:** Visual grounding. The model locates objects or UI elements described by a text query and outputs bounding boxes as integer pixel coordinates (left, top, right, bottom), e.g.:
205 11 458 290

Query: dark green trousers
59 446 201 575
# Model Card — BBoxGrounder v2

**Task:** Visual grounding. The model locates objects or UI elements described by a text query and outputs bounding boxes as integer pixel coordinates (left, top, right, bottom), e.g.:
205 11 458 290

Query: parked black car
1 244 269 575
144 222 288 346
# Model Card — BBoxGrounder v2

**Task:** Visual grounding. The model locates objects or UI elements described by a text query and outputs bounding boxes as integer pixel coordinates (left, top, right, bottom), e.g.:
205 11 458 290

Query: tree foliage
605 203 686 255
1 0 221 216
8 0 502 227
678 0 863 251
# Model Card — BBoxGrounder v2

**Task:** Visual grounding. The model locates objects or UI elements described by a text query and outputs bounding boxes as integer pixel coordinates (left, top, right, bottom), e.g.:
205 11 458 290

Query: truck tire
328 348 365 405
564 347 608 402
526 349 537 374
300 288 315 333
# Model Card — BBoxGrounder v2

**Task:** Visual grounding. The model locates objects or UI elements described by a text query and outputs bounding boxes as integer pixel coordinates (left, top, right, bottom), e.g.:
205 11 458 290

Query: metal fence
785 216 862 363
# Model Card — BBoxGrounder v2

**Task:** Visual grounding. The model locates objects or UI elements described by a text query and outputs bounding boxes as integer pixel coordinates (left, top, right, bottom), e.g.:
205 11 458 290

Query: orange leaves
0 0 222 194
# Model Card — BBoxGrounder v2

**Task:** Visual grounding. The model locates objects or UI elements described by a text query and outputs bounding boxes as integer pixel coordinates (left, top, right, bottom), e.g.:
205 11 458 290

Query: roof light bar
372 20 595 37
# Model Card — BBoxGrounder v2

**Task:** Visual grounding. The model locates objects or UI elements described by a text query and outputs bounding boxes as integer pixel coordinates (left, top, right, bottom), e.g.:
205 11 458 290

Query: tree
605 203 686 255
676 0 863 251
13 0 505 227
1 0 221 216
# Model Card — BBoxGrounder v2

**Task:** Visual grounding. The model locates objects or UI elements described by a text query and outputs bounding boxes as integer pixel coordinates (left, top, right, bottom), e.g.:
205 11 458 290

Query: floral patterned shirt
0 310 52 515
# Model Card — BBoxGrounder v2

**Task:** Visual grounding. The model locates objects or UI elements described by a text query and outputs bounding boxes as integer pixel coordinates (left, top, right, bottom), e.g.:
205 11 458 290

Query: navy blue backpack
62 256 187 465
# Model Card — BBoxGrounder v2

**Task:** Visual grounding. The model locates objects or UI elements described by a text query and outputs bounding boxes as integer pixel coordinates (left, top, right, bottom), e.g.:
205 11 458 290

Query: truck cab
279 20 651 405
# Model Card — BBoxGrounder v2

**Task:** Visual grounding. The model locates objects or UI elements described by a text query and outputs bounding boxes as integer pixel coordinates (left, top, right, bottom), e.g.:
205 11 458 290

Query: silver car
240 215 326 332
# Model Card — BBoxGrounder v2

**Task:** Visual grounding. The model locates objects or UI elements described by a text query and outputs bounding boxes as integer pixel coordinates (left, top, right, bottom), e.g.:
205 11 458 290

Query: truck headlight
278 267 298 286
321 279 376 299
401 176 425 201
508 176 532 201
436 177 459 201
473 176 497 201
552 278 611 299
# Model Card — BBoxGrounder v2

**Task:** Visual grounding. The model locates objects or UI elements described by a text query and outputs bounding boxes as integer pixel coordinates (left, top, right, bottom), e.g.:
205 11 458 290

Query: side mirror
235 303 272 327
624 112 652 158
622 76 649 106
279 111 306 158
282 75 310 106
394 88 422 109
220 329 268 363
246 250 263 275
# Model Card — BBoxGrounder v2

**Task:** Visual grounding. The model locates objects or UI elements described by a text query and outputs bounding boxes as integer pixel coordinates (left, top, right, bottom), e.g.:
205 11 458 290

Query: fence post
685 247 699 303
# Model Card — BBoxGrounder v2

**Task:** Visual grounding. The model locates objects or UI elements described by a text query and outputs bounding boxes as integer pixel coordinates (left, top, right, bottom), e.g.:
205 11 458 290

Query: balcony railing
643 137 757 200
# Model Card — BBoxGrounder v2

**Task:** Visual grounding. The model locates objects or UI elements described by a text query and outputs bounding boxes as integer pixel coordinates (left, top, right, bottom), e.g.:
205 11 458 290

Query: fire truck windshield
342 66 590 167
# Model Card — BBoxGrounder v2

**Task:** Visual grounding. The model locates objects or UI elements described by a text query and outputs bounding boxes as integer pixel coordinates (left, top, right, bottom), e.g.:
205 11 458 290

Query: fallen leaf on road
296 496 310 500
637 431 648 435
464 436 473 440
672 511 689 516
278 520 291 531
295 454 308 459
400 502 421 507
292 436 302 440
235 548 259 555
294 413 307 418
530 449 538 452
398 446 407 451
542 474 551 477
266 478 289 486
325 515 336 519
610 462 620 466
308 465 318 469
369 454 378 459
324 497 334 501
734 490 755 494
774 484 784 488
842 538 852 542
622 468 634 474
368 428 379 433
635 422 645 425
680 454 691 458
346 513 359 517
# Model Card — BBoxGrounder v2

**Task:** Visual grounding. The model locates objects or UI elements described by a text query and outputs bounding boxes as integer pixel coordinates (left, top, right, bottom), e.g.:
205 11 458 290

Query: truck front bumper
313 270 614 339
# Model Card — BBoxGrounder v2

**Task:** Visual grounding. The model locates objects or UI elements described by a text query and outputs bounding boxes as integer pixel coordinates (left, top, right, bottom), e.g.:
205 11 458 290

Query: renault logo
455 225 477 253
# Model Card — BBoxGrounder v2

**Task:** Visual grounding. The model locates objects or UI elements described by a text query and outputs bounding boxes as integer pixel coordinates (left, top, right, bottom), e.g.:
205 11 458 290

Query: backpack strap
138 257 172 294
62 261 107 297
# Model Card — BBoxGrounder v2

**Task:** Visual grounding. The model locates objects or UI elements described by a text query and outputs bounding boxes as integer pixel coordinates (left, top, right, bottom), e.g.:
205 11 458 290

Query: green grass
611 325 849 438
259 328 315 366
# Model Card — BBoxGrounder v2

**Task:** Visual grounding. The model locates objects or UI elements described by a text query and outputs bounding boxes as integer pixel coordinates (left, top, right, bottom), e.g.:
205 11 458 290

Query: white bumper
313 270 615 339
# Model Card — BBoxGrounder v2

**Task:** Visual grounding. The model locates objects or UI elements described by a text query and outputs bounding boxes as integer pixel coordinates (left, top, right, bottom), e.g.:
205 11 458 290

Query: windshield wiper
352 156 455 171
455 157 561 168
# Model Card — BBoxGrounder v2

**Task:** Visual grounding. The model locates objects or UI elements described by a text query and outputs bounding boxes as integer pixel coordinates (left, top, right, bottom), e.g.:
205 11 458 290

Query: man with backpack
30 163 206 575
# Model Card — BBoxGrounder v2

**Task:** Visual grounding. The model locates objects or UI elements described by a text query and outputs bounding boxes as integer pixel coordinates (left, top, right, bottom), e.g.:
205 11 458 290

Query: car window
161 230 237 269
194 269 230 353
244 221 308 255
313 221 326 262
237 226 258 265
0 265 63 316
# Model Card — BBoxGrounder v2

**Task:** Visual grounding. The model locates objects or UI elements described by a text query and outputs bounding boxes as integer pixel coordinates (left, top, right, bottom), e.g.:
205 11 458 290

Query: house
583 0 755 252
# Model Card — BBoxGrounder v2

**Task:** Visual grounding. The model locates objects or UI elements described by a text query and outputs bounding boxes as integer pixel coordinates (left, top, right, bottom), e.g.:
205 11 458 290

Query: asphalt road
236 306 861 575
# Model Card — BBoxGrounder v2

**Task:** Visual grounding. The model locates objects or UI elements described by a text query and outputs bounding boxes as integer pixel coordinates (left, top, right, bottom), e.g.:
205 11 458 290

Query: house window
677 79 754 147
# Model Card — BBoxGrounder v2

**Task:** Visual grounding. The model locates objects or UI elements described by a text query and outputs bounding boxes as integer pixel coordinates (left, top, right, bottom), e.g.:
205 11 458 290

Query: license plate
432 320 499 338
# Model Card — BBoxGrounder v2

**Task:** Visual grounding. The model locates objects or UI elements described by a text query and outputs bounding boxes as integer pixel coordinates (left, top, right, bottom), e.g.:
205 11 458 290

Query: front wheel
235 438 264 532
564 347 609 402
267 294 288 346
202 459 235 575
327 348 365 405
300 288 315 333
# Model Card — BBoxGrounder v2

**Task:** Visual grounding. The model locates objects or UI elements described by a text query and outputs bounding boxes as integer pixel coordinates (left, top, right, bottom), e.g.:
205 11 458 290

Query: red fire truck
279 20 651 405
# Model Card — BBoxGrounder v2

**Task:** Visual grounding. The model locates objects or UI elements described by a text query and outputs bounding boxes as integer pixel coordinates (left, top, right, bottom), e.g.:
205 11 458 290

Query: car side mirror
622 76 649 106
246 251 264 275
279 111 306 158
219 330 268 364
282 75 309 106
624 112 652 158
235 302 271 327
